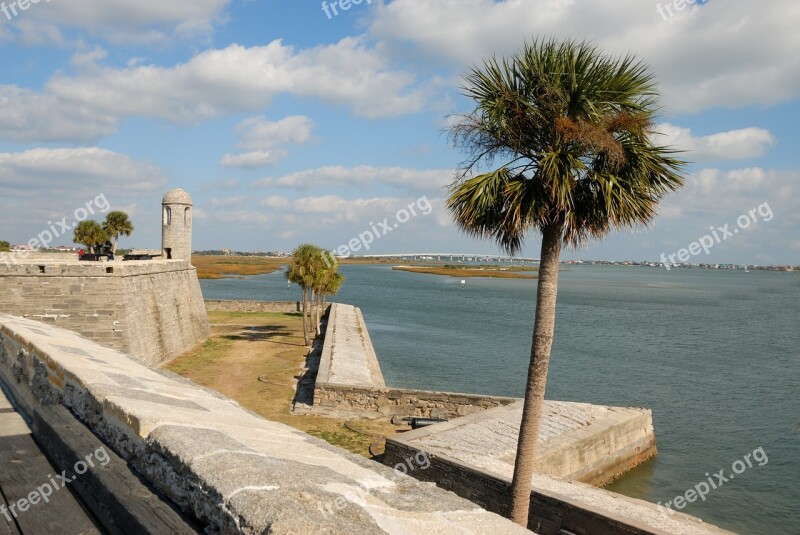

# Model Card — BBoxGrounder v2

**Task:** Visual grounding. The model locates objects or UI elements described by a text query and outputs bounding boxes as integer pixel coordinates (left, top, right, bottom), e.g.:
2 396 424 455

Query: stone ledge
0 314 532 534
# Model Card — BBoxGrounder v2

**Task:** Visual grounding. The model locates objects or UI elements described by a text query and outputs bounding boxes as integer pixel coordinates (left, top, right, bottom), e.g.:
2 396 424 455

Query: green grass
168 337 233 373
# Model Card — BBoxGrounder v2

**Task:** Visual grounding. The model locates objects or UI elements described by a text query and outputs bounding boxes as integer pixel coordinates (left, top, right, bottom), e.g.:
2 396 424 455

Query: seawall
0 258 208 366
314 302 735 535
314 303 517 418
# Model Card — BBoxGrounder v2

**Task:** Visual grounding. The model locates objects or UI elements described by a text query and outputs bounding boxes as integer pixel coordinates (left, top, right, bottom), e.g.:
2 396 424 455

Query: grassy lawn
164 310 397 457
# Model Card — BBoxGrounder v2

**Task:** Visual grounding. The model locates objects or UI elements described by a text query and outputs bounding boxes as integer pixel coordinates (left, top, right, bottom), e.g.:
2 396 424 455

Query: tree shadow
221 325 292 342
292 309 330 408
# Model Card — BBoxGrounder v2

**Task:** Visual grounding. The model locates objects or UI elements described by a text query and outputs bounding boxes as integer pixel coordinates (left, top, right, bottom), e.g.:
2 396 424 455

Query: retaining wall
383 439 734 535
313 303 517 418
205 300 301 313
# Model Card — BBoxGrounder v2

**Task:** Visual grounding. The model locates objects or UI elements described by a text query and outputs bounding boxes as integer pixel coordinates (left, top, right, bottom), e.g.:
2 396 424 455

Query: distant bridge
351 253 540 263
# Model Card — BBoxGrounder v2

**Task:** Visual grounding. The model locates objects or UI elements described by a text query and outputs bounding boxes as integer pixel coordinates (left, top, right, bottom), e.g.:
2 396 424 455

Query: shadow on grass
221 325 293 342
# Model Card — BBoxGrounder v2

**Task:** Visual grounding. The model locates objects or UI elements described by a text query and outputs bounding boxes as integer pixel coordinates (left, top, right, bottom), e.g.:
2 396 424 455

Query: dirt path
164 311 397 457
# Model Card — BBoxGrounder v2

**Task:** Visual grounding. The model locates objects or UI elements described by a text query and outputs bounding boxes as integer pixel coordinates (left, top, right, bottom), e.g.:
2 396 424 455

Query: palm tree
286 244 325 346
312 263 345 336
321 270 344 310
103 211 134 255
73 221 110 256
446 38 686 527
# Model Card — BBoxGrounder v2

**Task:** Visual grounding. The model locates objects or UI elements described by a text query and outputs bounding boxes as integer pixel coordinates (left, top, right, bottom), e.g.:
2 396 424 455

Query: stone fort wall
0 258 208 366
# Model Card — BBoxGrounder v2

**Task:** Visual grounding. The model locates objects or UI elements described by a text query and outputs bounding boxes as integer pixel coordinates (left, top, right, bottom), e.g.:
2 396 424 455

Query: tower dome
162 188 193 205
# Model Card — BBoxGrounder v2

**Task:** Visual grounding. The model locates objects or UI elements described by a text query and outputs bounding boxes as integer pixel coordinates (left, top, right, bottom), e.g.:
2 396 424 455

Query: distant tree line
0 240 9 252
286 244 344 346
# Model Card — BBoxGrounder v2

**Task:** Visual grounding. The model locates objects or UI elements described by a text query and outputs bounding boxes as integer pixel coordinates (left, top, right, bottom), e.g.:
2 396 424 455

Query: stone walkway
323 304 385 387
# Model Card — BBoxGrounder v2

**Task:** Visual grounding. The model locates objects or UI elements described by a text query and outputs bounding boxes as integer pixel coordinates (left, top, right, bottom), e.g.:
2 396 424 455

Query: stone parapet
0 314 532 535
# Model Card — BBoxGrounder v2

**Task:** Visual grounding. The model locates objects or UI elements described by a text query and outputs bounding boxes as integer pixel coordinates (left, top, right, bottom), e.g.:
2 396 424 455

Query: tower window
164 206 172 225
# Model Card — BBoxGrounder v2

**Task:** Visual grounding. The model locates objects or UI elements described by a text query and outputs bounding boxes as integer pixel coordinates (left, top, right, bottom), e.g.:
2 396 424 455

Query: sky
0 0 798 265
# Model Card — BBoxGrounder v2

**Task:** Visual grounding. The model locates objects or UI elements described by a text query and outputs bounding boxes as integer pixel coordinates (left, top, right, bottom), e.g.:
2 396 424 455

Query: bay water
201 264 799 534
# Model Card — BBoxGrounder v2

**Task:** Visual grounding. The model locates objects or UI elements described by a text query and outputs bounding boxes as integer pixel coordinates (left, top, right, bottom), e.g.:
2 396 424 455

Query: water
201 264 800 534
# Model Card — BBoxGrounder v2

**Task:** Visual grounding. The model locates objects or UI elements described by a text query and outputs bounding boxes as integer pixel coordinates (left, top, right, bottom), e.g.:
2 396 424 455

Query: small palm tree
103 211 134 255
312 263 345 336
286 244 325 346
73 221 110 256
0 240 9 253
447 38 686 527
321 270 344 310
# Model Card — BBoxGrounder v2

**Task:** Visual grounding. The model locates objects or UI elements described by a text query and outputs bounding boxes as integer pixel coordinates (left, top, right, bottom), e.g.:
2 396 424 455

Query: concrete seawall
393 400 658 487
0 314 530 534
314 303 517 418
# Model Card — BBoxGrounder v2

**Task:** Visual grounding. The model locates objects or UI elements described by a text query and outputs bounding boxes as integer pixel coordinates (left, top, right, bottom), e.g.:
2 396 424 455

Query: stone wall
0 314 530 535
313 303 516 418
383 440 735 535
205 300 301 313
0 260 208 366
314 383 517 419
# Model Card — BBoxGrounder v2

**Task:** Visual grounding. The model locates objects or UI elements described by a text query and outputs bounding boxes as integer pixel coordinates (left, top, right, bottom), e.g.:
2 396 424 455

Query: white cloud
0 147 166 195
47 38 425 122
253 165 452 192
656 124 776 162
260 196 291 210
236 116 314 151
223 194 441 234
0 147 168 241
220 150 288 169
5 0 231 44
69 46 110 71
2 38 428 143
367 0 800 113
659 167 799 224
209 196 248 208
220 115 314 168
0 85 118 143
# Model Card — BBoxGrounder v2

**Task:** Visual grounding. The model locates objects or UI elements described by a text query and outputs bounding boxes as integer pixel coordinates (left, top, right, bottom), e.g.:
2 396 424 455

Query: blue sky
1 0 798 265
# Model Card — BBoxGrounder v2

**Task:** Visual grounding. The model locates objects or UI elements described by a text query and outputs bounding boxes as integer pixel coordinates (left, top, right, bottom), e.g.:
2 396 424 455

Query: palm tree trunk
315 291 321 337
301 287 309 346
309 289 315 337
509 222 563 526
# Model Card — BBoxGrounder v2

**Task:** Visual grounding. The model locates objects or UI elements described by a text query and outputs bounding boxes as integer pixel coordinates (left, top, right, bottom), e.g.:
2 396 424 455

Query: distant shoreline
392 265 537 279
